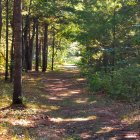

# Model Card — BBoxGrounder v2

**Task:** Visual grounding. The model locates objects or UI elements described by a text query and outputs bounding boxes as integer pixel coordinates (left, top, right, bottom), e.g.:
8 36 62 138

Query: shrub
86 66 140 101
109 66 140 101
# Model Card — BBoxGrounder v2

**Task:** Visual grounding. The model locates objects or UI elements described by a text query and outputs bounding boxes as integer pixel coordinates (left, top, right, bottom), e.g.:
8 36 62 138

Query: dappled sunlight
121 110 140 125
40 94 50 98
76 78 86 82
50 115 97 123
0 125 8 136
69 90 81 95
80 132 91 139
0 108 35 139
27 103 60 111
0 99 11 109
96 126 115 134
40 94 63 101
50 87 68 91
10 119 33 127
74 98 88 104
48 96 63 101
124 133 140 139
56 90 81 97
89 100 97 104
1 70 140 139
26 77 42 81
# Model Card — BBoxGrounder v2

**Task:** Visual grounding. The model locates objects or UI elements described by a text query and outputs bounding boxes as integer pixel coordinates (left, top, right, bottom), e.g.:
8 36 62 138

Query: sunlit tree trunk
12 0 23 104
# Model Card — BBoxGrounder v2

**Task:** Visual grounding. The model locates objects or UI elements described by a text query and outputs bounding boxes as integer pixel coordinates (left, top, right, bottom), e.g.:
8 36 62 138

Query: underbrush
80 66 140 102
0 78 12 107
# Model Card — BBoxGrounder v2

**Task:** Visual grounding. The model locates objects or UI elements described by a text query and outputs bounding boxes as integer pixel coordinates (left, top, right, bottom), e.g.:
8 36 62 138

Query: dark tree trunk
51 28 55 71
22 17 25 71
112 6 116 71
39 39 42 68
5 0 9 81
0 0 2 42
26 17 31 70
35 18 39 71
42 23 48 72
23 15 30 71
28 18 36 70
23 0 32 71
13 0 22 104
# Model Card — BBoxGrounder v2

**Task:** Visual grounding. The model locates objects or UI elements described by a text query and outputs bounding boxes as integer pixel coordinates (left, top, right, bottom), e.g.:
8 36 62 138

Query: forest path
23 65 139 140
0 65 140 140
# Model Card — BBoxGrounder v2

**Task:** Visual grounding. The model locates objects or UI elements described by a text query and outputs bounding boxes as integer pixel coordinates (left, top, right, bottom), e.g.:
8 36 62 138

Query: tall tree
5 0 9 81
10 23 14 82
51 26 55 71
35 18 39 71
42 23 48 72
12 0 22 104
28 18 36 70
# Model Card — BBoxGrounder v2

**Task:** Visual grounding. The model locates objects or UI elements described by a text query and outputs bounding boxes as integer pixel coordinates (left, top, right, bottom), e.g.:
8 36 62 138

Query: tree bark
10 25 14 82
13 0 22 104
112 4 116 71
51 28 55 71
42 23 48 72
23 15 30 71
5 0 9 81
28 18 36 70
23 0 32 71
35 18 39 71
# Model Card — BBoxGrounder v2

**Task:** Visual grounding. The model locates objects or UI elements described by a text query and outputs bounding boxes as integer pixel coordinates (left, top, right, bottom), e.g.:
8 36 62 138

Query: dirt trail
24 66 139 140
0 66 140 140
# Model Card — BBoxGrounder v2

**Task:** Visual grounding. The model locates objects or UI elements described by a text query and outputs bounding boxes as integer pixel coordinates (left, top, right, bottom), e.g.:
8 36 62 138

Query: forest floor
0 65 140 140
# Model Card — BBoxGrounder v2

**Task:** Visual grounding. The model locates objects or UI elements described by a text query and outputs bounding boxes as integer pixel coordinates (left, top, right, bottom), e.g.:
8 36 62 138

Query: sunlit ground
0 70 140 139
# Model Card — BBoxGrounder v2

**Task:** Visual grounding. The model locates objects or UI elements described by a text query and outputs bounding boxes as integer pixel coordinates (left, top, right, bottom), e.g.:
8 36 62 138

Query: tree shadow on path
0 67 139 139
21 67 140 139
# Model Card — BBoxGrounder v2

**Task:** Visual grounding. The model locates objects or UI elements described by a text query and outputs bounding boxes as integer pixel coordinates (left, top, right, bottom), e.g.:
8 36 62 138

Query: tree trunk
51 28 55 71
23 15 30 71
22 17 25 71
42 23 48 72
35 18 39 71
10 26 14 82
112 5 116 71
39 39 42 68
13 0 22 104
28 18 35 70
23 0 32 71
5 0 9 81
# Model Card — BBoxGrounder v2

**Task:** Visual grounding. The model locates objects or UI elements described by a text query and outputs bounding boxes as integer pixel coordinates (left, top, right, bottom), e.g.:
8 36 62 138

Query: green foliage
76 0 140 102
85 66 140 102
109 66 140 101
